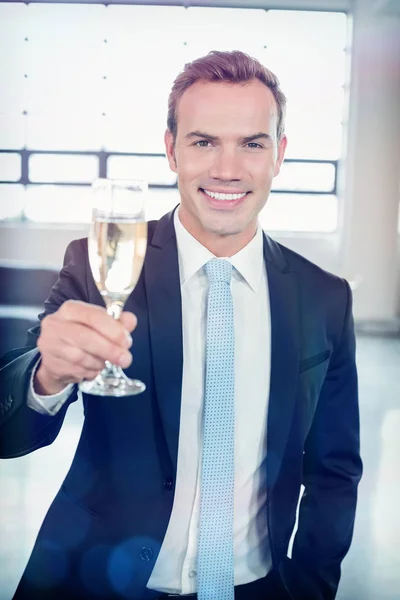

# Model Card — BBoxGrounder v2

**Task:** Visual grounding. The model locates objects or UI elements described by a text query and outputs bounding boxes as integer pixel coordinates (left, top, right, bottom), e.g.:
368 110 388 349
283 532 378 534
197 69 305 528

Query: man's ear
164 129 178 173
273 134 287 178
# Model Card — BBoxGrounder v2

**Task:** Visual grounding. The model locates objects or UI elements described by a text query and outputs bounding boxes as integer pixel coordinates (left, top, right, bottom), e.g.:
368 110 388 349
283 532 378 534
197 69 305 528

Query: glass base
79 363 146 397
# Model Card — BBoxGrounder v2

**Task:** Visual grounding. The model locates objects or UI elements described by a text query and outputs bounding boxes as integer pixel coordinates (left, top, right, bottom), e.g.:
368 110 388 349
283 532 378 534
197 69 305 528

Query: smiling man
165 72 287 256
0 51 362 600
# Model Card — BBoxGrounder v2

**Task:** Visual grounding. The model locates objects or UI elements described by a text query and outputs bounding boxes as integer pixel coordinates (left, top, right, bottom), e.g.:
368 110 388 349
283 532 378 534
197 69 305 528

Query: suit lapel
144 209 183 476
263 234 300 491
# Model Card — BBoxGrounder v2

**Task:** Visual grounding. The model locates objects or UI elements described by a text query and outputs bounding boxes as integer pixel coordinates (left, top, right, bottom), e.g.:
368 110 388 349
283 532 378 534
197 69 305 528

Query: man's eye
246 142 263 149
195 140 211 147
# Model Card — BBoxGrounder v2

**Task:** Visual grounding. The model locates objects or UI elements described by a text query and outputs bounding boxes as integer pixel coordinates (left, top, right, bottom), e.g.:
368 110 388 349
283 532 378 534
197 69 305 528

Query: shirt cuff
27 357 74 416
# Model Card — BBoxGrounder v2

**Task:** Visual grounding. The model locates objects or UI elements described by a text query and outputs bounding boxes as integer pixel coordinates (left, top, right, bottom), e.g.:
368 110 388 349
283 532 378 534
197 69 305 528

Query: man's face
165 79 287 254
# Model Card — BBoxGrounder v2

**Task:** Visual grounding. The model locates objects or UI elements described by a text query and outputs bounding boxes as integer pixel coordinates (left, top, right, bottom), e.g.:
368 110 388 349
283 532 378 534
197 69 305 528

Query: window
0 3 349 231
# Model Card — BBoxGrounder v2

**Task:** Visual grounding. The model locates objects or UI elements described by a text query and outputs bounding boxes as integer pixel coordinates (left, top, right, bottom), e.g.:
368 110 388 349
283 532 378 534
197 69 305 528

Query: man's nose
208 148 244 182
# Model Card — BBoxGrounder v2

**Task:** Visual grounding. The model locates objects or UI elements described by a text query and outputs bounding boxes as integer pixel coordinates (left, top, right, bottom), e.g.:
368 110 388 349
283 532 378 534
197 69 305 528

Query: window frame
0 0 351 234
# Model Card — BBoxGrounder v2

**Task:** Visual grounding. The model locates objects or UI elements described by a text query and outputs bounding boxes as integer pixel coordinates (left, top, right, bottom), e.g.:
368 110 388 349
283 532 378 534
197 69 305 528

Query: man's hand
34 300 137 395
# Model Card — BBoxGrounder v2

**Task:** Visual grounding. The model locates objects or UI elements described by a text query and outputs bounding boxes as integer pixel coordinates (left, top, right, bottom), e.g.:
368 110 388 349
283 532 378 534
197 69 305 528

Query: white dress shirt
27 208 272 595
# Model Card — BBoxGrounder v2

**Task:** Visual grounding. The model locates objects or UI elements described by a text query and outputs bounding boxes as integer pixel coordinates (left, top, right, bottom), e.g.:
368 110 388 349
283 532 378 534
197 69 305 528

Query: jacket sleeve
280 280 363 600
0 239 90 458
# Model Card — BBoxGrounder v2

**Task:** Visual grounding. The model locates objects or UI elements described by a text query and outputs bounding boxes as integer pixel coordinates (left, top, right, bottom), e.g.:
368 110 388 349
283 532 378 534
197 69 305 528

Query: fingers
51 321 132 367
51 343 105 373
59 300 135 349
39 321 132 370
120 311 137 333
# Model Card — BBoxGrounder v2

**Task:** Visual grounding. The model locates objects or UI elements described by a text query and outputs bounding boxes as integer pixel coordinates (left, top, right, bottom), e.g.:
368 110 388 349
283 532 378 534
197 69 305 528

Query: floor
0 334 399 600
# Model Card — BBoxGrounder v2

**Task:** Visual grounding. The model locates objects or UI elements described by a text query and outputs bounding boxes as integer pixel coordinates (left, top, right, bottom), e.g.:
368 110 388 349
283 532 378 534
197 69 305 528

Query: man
0 51 362 600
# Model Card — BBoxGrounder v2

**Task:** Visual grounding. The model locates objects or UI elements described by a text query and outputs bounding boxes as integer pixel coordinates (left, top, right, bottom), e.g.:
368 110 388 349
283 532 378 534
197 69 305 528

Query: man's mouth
202 188 247 201
199 187 250 207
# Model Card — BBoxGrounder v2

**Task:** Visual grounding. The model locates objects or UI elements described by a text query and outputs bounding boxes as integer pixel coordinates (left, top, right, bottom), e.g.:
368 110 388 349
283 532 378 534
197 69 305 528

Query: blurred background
0 0 399 599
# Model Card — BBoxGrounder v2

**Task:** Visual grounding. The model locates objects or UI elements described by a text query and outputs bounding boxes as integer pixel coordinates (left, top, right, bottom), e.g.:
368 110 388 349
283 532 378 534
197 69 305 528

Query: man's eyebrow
185 131 219 141
241 132 272 144
184 131 273 143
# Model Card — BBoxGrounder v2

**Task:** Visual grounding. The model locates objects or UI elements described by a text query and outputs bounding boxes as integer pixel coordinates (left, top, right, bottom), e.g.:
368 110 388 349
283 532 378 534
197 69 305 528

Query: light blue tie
197 258 235 600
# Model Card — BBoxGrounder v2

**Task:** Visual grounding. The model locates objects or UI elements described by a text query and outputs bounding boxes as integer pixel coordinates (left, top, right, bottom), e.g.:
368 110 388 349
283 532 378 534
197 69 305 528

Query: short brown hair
167 50 286 141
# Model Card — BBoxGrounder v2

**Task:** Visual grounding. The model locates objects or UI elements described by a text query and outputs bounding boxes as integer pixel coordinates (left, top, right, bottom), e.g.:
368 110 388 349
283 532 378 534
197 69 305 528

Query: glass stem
102 301 125 375
107 301 123 320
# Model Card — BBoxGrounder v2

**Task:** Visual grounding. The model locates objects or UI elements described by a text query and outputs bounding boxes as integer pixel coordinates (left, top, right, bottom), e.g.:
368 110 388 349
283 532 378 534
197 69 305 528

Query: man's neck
177 209 257 258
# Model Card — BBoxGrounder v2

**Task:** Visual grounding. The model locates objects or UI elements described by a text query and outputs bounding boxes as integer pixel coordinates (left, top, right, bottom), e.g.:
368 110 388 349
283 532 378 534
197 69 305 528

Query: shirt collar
173 208 264 293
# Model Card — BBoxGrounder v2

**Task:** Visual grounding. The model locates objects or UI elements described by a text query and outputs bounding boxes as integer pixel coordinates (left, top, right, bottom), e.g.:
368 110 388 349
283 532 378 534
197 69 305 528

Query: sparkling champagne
88 214 148 306
81 178 148 397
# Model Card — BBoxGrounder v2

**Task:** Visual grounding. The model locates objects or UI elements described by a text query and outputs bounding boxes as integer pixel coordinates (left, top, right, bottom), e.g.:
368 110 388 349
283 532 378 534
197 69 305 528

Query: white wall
341 0 400 321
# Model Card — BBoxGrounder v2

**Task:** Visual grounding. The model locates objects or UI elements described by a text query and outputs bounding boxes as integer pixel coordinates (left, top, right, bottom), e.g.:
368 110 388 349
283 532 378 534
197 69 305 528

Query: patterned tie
197 258 235 600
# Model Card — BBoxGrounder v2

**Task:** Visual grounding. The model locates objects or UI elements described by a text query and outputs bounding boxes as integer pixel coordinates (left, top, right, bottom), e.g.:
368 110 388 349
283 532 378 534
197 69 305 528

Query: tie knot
205 258 233 284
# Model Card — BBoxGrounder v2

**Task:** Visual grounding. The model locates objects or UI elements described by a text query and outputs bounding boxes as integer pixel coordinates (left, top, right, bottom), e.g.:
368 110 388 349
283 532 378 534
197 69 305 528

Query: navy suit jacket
0 208 362 600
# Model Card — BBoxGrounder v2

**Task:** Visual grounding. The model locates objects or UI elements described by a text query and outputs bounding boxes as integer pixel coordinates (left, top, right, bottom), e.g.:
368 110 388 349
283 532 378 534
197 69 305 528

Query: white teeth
203 189 247 201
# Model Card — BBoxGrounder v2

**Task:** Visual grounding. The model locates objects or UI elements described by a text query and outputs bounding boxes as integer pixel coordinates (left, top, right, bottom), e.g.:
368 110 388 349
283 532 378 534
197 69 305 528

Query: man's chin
203 222 245 238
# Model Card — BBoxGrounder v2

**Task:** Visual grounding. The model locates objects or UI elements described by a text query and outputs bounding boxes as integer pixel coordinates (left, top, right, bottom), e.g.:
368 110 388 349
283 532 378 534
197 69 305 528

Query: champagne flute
79 178 148 396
